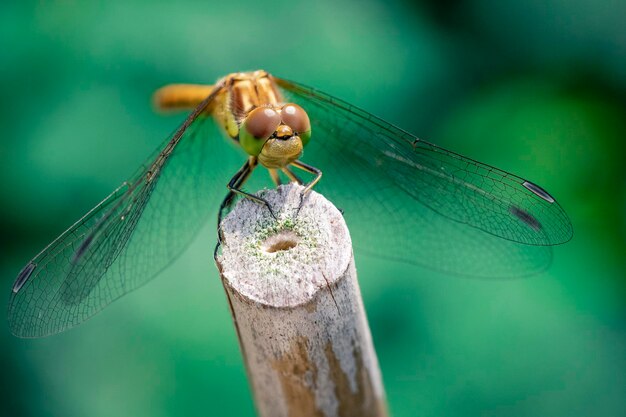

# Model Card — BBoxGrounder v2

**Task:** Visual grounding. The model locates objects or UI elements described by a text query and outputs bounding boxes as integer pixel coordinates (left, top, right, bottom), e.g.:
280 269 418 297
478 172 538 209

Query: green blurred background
1 1 625 416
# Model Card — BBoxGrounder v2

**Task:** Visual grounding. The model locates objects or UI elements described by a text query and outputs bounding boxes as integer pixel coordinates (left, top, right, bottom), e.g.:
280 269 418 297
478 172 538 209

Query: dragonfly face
239 103 311 169
207 70 312 169
8 69 573 338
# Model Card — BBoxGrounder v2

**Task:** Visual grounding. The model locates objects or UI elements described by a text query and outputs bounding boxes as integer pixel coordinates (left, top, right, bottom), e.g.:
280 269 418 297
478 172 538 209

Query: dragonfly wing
8 88 240 337
276 78 572 277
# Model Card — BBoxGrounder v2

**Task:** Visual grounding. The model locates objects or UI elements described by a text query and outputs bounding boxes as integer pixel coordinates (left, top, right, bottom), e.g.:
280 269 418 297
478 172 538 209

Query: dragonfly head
239 103 311 168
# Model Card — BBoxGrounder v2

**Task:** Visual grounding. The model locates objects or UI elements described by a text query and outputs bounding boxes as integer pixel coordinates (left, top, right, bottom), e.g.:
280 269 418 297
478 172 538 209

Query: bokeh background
1 1 625 416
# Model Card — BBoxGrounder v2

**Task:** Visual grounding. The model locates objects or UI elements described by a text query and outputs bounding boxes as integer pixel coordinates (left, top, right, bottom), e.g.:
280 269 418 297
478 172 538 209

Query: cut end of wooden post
218 183 352 308
217 184 388 417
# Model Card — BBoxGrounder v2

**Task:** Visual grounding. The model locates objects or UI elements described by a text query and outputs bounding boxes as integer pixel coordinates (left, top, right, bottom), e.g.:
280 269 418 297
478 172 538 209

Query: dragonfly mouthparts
275 124 294 139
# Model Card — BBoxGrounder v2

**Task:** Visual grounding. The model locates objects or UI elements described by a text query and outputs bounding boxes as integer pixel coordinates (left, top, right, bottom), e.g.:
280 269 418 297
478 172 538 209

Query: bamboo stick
216 183 388 417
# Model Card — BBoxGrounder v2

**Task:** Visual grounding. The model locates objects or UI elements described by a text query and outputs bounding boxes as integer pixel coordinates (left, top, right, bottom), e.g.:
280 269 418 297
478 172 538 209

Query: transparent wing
276 78 573 277
8 89 241 337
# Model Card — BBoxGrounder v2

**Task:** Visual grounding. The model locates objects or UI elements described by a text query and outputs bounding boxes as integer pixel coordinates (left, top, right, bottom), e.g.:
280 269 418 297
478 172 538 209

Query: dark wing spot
510 206 542 231
523 181 555 203
13 262 36 293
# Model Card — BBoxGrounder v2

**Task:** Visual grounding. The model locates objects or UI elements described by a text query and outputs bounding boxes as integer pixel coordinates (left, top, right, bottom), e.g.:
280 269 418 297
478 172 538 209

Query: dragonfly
8 70 573 338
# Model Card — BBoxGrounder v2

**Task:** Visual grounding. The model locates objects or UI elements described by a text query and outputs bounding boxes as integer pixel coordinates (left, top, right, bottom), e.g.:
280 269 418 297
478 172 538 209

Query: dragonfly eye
240 107 281 155
281 103 311 146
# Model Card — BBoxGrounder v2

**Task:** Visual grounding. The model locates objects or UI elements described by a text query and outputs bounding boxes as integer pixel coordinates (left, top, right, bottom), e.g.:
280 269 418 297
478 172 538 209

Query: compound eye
243 107 281 139
281 103 311 135
240 107 281 155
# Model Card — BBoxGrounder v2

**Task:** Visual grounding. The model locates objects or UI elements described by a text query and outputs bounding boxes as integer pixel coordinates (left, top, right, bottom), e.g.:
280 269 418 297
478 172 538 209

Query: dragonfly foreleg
268 169 282 186
218 158 254 230
227 159 277 220
214 158 277 263
290 160 322 194
290 160 323 216
281 167 303 185
215 159 254 262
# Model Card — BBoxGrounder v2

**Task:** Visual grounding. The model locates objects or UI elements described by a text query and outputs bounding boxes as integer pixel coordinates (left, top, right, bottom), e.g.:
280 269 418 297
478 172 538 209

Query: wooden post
216 183 388 417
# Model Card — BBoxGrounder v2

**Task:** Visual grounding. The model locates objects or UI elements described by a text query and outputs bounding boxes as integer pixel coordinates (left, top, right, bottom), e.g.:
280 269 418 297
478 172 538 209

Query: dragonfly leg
268 169 282 186
227 159 277 220
290 160 322 193
281 167 303 184
215 157 277 263
215 159 254 261
290 160 323 215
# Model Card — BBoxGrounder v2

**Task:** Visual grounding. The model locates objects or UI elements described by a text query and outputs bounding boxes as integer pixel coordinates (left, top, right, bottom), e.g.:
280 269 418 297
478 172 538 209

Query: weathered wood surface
217 184 388 417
